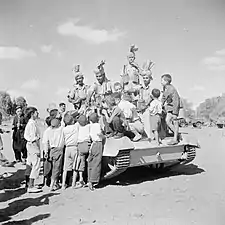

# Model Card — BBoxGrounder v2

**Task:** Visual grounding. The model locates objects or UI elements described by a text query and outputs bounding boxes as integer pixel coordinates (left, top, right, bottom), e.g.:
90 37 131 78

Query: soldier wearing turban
68 64 90 112
86 60 113 107
120 45 143 105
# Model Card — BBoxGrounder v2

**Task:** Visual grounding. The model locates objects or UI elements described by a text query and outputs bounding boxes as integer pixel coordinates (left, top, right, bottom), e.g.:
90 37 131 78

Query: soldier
120 45 143 105
86 60 113 135
68 65 89 114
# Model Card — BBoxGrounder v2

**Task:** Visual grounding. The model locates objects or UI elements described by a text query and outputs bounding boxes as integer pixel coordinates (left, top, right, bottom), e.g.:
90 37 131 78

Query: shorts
77 141 91 172
63 146 77 171
150 115 161 131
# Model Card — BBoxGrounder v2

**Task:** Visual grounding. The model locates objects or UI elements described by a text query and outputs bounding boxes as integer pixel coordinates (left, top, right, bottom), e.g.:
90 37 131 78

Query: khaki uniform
121 64 142 105
68 84 89 112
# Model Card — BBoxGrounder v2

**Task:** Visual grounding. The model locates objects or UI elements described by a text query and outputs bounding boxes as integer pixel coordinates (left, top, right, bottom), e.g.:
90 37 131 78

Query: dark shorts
165 105 180 116
150 115 161 131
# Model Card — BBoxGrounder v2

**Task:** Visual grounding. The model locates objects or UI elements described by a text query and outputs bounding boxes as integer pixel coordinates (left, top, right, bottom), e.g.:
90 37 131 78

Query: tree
0 91 13 116
181 98 195 120
15 96 27 110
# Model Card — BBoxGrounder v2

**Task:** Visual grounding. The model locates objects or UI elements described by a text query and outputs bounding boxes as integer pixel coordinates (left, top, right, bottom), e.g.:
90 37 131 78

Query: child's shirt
77 124 91 143
148 99 162 116
63 123 79 147
24 118 40 154
42 126 65 154
89 123 103 142
161 84 180 115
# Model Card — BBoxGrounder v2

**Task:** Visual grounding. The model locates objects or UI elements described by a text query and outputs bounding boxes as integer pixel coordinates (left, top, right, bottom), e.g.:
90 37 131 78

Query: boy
61 112 79 189
107 92 144 141
88 113 104 191
75 115 91 188
43 118 65 191
161 74 180 145
24 107 42 193
148 89 162 145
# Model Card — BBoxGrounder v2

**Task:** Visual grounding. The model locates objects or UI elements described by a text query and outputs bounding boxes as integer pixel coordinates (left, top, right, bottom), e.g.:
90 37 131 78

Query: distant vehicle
178 118 188 127
191 119 204 129
216 117 225 129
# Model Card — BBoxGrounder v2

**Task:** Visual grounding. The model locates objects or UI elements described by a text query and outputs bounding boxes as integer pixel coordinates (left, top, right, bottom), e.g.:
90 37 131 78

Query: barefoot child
24 107 42 193
161 74 180 145
61 112 79 189
43 118 65 191
148 89 162 145
75 115 91 188
87 112 104 191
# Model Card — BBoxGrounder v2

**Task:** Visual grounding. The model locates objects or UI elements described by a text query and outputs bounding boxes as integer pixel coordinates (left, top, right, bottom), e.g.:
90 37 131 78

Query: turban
127 44 138 57
141 60 155 79
94 60 105 75
72 64 84 80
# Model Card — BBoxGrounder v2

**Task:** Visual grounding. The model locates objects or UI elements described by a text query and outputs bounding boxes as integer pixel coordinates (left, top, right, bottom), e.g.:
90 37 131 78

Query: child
75 115 91 188
24 107 42 193
111 92 144 141
43 118 65 192
87 113 104 191
148 89 162 145
61 112 79 189
42 116 52 187
161 74 181 145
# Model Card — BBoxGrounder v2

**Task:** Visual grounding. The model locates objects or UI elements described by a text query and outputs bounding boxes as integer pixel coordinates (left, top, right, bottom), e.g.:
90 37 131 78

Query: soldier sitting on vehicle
68 65 89 114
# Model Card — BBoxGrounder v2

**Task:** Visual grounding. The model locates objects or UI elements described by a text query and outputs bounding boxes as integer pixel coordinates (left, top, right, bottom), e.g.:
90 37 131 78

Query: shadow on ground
101 163 205 187
0 193 58 223
2 214 50 225
0 169 26 202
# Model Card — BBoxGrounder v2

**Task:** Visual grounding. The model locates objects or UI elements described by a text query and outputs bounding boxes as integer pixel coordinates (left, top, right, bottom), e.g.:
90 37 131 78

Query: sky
0 0 225 117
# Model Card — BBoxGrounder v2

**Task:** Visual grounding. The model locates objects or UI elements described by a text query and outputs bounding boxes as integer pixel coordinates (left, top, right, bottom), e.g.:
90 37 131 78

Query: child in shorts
148 89 162 145
74 115 91 188
87 113 104 191
62 112 79 189
161 74 180 145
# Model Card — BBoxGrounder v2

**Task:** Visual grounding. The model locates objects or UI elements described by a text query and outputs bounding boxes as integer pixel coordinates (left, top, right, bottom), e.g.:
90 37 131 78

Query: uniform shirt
77 124 91 143
148 99 162 116
63 123 79 147
140 84 152 106
89 123 102 142
42 126 65 154
68 84 89 109
121 63 140 84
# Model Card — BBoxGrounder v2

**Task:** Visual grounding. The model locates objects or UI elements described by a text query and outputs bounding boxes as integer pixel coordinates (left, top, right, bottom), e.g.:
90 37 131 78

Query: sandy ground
0 126 225 225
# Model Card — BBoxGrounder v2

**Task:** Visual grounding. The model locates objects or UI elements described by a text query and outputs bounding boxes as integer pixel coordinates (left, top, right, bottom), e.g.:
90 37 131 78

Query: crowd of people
0 45 182 194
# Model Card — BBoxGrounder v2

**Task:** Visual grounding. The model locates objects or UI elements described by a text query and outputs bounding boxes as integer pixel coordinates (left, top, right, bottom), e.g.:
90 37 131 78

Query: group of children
22 72 181 193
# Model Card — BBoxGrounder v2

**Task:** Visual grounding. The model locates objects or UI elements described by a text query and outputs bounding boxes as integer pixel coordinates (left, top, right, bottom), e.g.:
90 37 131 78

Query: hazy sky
0 0 225 117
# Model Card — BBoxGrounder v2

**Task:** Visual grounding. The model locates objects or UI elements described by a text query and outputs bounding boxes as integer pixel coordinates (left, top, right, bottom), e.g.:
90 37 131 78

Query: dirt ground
0 126 225 225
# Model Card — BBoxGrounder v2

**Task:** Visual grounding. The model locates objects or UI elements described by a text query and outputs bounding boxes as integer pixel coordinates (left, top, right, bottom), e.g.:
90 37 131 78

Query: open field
1 126 225 225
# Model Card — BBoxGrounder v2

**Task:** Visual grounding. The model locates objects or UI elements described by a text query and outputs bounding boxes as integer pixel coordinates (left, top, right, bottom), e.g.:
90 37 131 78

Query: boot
25 175 30 188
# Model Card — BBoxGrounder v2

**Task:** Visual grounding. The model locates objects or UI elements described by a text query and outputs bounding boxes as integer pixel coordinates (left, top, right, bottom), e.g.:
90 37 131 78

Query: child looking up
88 113 104 191
62 112 79 189
75 115 91 188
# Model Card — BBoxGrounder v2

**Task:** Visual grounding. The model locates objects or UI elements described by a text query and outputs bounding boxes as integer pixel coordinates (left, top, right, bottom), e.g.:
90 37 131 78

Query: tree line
0 91 27 119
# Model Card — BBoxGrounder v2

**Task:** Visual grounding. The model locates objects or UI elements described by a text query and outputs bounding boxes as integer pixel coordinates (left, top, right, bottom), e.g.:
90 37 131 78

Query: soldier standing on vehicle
138 62 154 140
86 60 113 135
68 65 89 114
120 45 143 105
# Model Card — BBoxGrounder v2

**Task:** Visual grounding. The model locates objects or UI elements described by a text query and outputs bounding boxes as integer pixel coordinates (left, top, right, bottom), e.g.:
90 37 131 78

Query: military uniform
68 83 89 112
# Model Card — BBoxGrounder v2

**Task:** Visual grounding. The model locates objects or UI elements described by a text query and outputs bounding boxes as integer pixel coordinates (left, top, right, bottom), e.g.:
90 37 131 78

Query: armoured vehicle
101 133 200 180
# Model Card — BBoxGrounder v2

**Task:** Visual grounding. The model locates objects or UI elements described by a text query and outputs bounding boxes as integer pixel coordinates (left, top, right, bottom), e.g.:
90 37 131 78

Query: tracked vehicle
101 133 200 180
